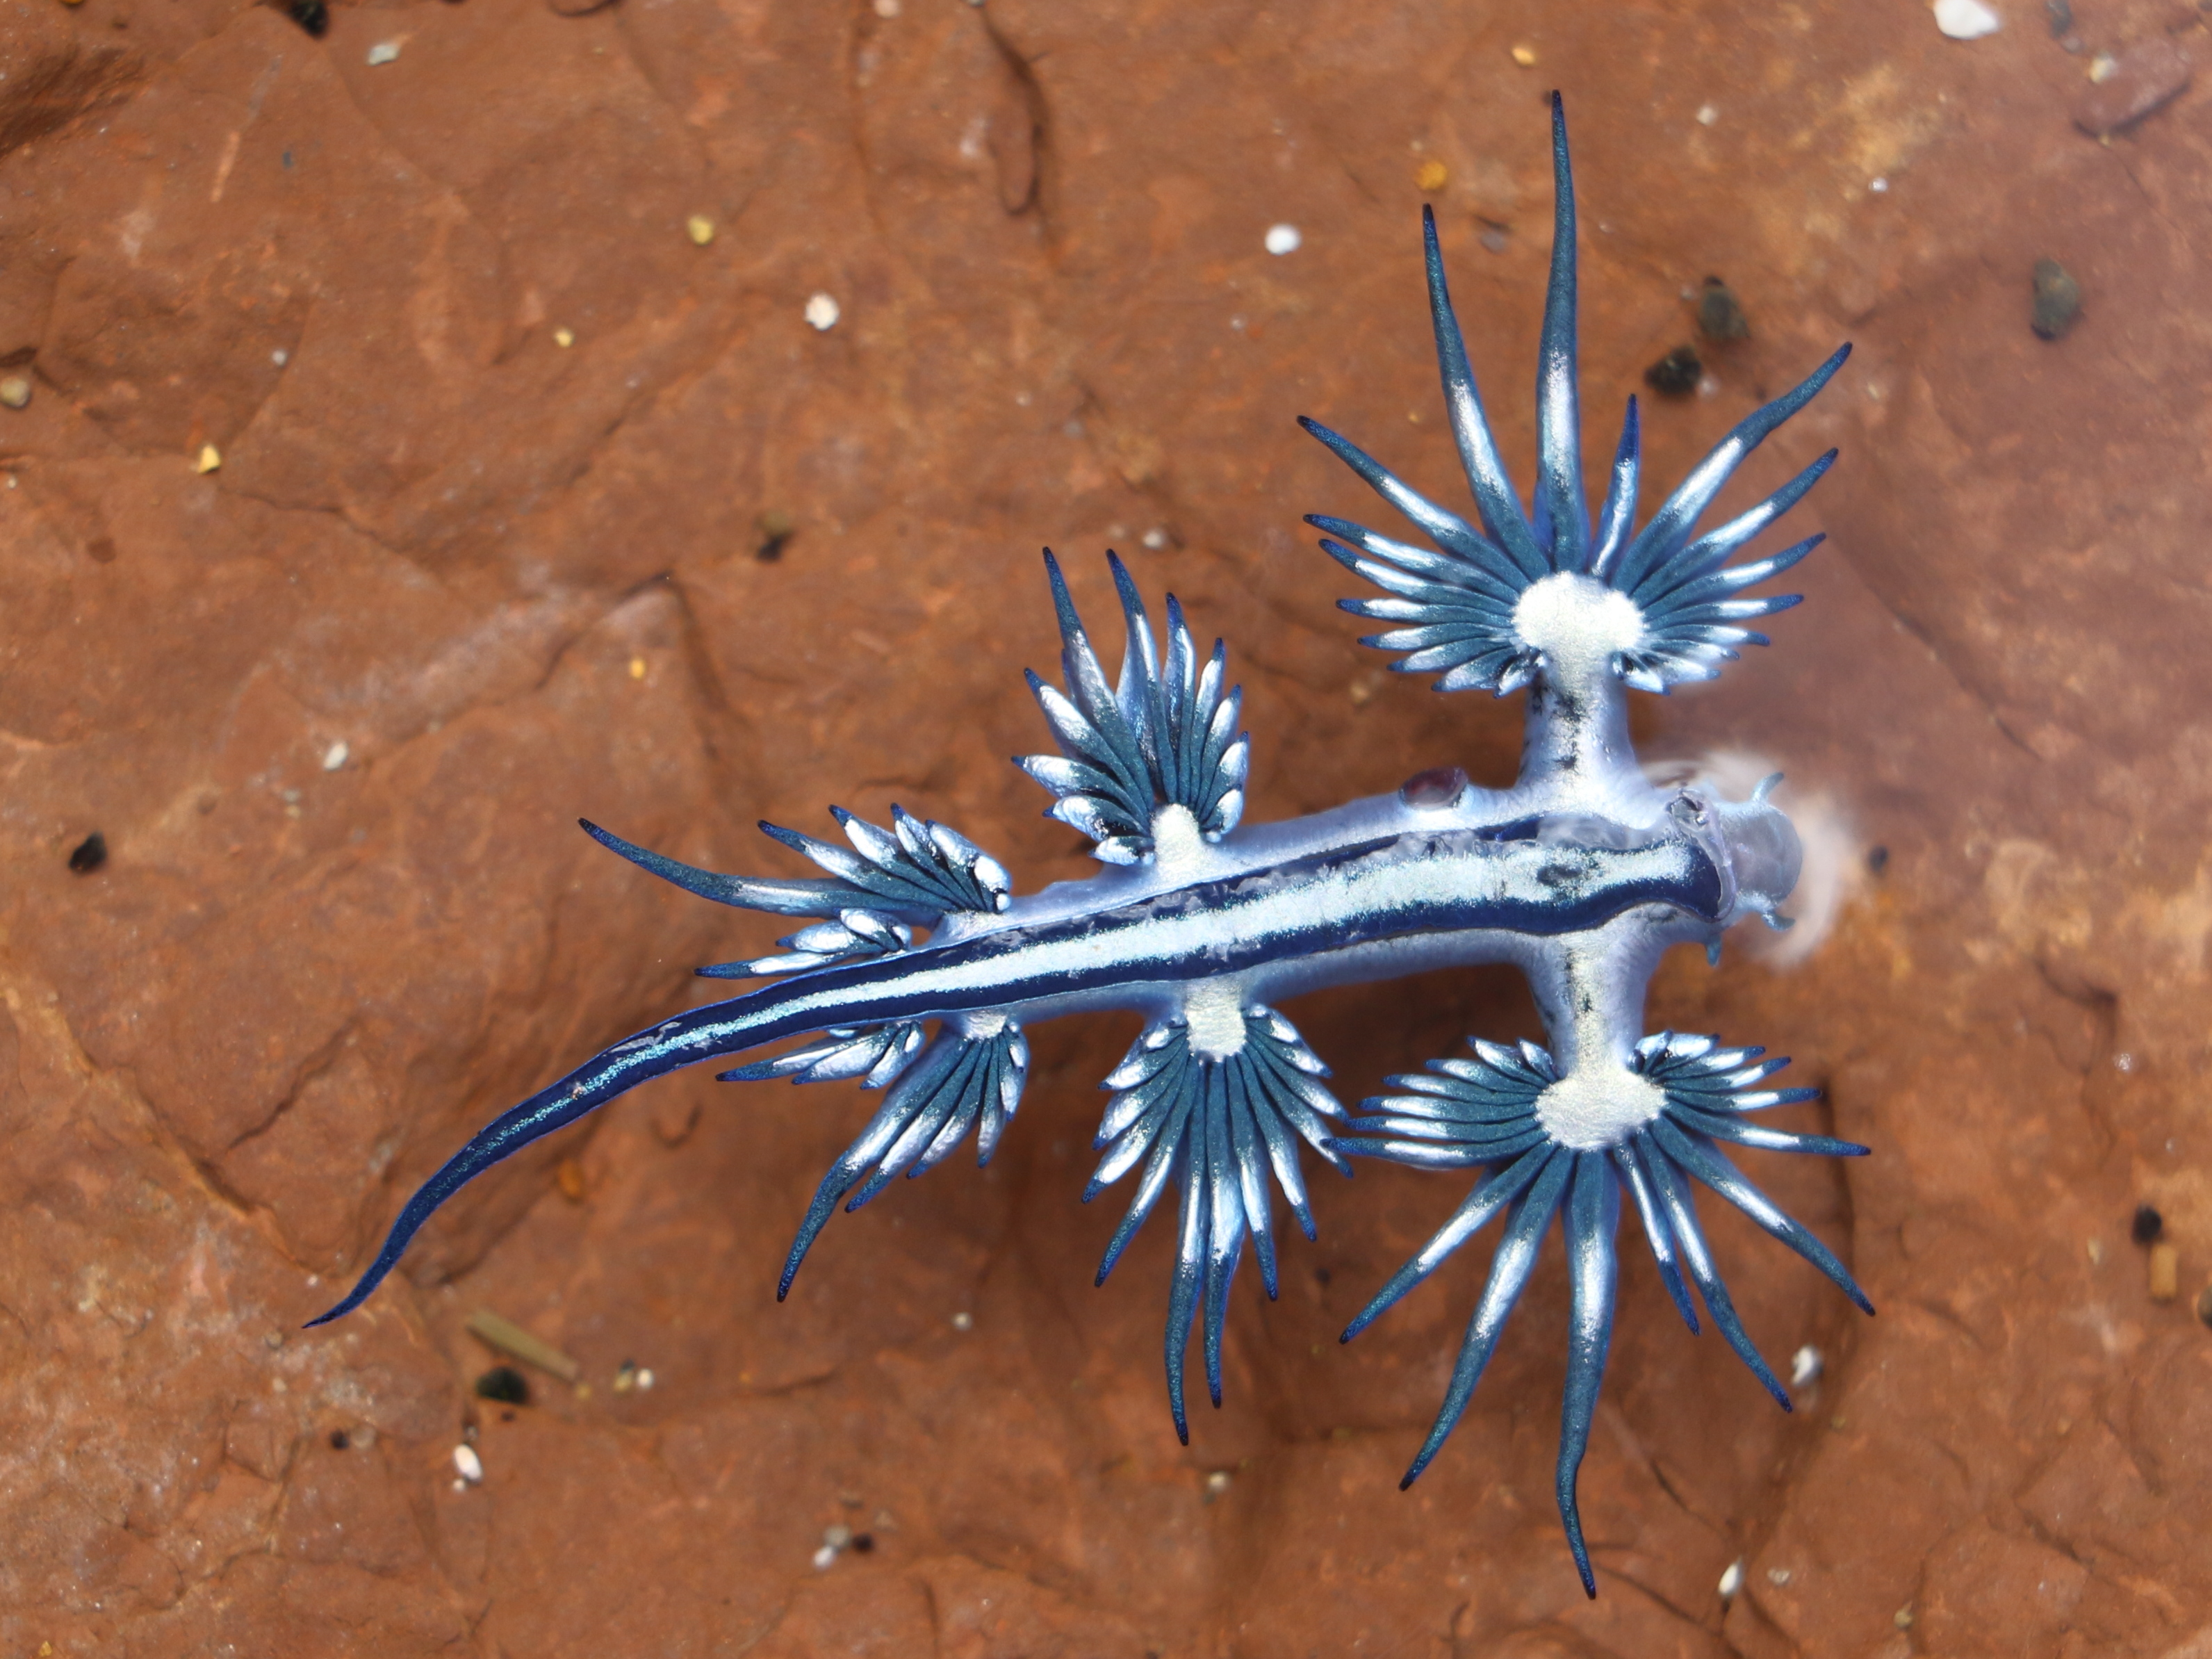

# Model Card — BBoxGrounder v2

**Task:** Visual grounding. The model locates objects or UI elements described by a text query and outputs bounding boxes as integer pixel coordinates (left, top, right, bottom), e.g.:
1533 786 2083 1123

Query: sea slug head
1697 771 1803 929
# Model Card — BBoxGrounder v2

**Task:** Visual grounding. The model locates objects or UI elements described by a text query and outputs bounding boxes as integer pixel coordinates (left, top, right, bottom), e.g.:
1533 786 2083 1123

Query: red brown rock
2075 36 2193 137
3 0 2209 1653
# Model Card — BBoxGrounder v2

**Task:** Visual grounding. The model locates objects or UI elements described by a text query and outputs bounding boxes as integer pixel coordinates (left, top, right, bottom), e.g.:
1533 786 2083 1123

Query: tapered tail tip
302 1293 358 1330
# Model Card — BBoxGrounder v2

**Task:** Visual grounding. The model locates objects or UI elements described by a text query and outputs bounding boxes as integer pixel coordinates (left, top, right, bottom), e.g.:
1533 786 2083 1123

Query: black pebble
1644 345 1703 397
1697 277 1751 341
2031 259 2081 341
1866 844 1890 877
2131 1204 2163 1246
851 1533 875 1553
68 832 107 874
329 1428 350 1450
2045 0 2073 35
288 0 329 36
475 1365 532 1405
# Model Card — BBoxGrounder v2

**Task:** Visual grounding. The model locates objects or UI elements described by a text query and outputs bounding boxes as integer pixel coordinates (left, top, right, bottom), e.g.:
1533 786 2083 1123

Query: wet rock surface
3 0 2210 1653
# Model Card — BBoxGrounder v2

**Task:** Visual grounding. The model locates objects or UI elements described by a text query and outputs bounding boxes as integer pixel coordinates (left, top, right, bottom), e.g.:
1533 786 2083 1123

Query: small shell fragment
1510 44 1537 66
552 327 575 349
1789 1344 1824 1388
194 444 222 474
452 1444 484 1483
2149 1241 2179 1301
1414 158 1448 192
685 214 716 246
805 293 841 332
366 40 401 65
322 741 349 771
0 375 31 410
1719 1558 1744 1600
950 1310 974 1331
1933 0 2001 40
1263 223 1301 256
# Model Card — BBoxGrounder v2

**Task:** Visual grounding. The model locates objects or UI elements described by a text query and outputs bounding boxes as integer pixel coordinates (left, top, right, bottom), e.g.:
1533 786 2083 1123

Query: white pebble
272 348 288 366
1932 0 2001 40
1768 1567 1793 1587
1141 527 1169 550
950 1310 974 1331
1869 177 1889 193
322 740 348 771
1263 223 1302 256
452 1444 484 1483
1696 104 1718 126
804 293 841 332
366 40 402 65
634 1367 655 1391
1719 1558 1744 1599
811 1544 838 1570
1790 1344 1824 1388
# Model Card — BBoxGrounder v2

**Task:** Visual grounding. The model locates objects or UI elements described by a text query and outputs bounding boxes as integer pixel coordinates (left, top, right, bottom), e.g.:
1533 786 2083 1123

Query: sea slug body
312 95 1867 1596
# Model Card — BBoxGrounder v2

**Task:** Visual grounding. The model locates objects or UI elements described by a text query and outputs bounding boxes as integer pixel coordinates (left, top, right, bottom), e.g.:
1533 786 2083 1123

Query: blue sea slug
313 95 1867 1596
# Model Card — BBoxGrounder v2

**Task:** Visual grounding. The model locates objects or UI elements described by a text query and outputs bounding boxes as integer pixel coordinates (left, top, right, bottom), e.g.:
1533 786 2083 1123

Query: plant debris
2149 1243 2179 1302
466 1310 582 1383
756 509 796 562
